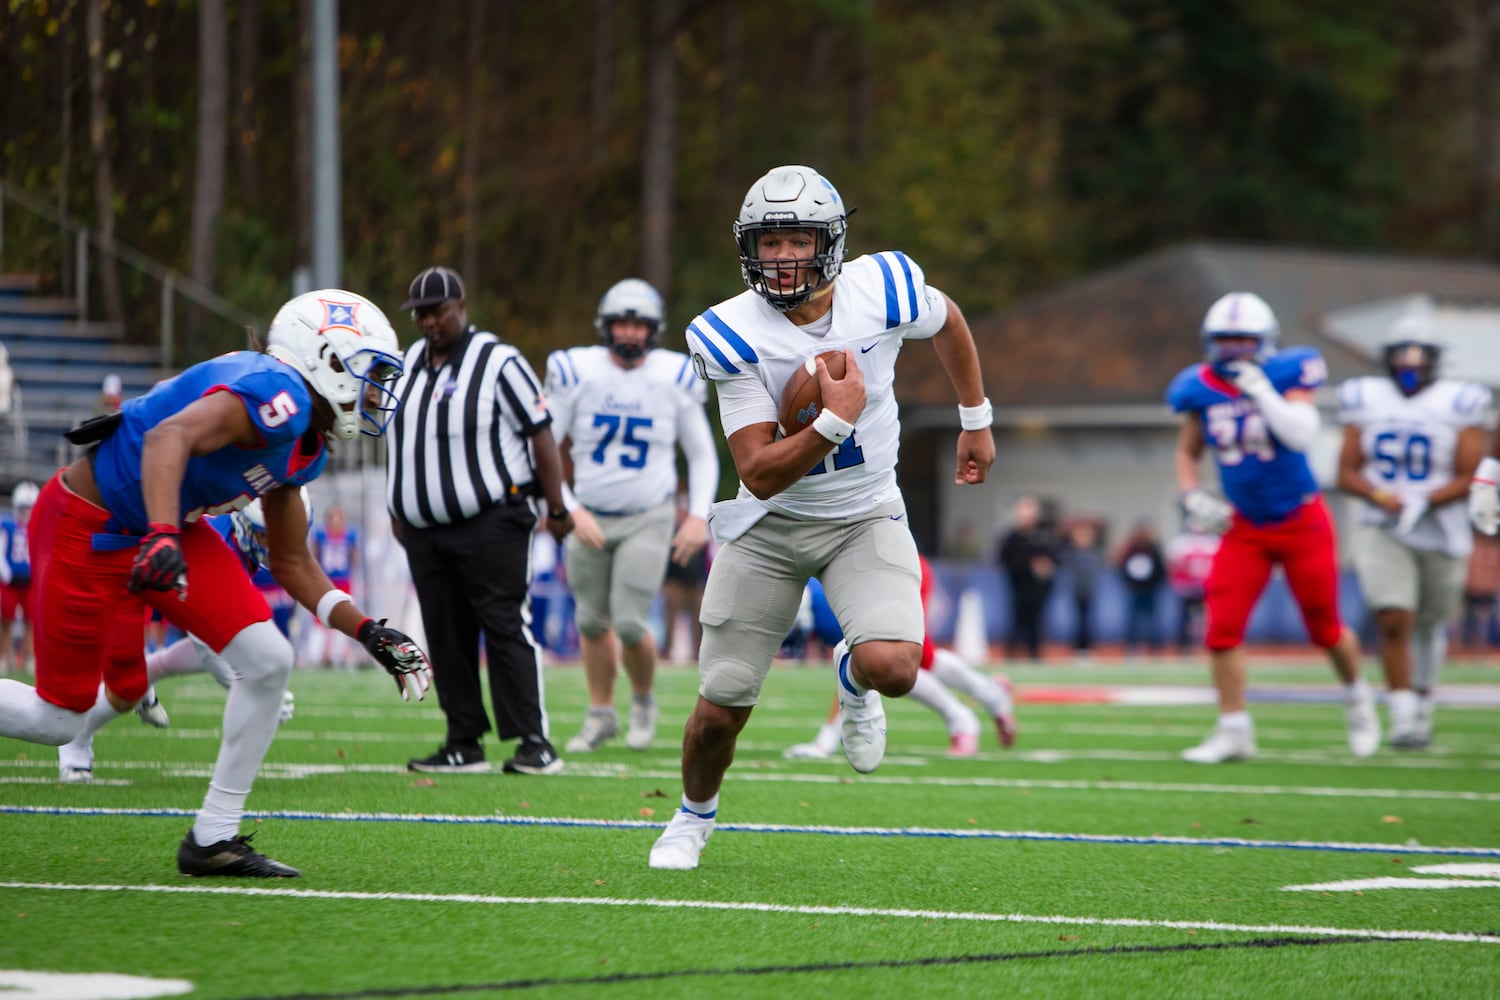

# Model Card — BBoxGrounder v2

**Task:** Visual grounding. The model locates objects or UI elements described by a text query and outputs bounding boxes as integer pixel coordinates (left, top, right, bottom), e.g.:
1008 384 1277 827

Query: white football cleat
135 687 170 729
1181 721 1255 764
565 709 620 754
834 641 886 774
783 741 836 761
1345 686 1379 758
948 732 980 758
625 697 658 751
278 690 296 726
649 809 715 870
58 765 94 785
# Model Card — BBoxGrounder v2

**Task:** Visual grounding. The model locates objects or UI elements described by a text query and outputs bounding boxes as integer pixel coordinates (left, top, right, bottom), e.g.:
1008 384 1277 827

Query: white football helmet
265 289 403 441
595 278 665 359
231 486 313 571
1383 312 1442 396
11 481 39 512
734 165 848 311
1200 292 1279 367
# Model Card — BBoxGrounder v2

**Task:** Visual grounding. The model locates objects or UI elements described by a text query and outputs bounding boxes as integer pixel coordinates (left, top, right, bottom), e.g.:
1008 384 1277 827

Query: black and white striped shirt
386 326 552 529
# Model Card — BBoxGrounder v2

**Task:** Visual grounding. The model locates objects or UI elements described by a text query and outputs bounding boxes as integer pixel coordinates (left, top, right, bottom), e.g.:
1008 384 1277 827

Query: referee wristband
316 588 353 625
812 408 854 444
958 397 993 431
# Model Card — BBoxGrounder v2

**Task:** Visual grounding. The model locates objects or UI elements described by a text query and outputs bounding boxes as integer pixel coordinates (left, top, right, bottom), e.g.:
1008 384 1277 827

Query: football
778 350 848 434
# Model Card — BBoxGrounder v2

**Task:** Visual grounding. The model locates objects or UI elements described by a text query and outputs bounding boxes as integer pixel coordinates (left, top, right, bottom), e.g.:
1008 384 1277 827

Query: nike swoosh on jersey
861 342 877 353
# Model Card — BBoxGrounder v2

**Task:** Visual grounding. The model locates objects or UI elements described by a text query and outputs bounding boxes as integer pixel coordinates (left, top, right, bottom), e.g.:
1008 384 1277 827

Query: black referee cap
400 266 466 311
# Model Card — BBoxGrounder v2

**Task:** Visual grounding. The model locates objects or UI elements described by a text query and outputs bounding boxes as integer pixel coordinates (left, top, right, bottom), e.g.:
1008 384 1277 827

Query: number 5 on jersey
258 391 300 428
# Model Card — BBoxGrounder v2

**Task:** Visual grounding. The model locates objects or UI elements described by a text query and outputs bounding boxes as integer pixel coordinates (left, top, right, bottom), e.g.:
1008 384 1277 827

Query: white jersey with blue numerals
685 251 946 520
545 345 704 515
1339 375 1492 557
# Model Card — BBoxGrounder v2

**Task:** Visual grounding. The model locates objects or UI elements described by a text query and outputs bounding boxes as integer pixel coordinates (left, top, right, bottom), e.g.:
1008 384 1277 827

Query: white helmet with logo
11 481 39 512
265 289 404 441
595 278 665 359
734 165 849 311
1200 292 1279 366
231 486 314 570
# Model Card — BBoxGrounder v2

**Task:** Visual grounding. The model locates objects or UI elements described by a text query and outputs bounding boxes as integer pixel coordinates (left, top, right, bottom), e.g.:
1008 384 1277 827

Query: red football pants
1203 495 1344 651
28 472 272 712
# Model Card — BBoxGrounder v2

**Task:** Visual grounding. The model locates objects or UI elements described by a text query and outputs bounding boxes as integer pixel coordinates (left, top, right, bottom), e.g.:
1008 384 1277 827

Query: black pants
1009 582 1051 661
401 503 545 748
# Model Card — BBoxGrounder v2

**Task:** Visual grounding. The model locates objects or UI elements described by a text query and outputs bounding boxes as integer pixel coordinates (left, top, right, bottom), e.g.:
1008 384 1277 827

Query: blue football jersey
0 518 29 585
93 352 328 534
1166 347 1326 525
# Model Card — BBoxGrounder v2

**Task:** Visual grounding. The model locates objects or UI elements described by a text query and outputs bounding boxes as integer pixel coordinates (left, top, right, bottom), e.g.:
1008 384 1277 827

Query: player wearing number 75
649 164 995 871
1166 291 1378 766
0 288 431 879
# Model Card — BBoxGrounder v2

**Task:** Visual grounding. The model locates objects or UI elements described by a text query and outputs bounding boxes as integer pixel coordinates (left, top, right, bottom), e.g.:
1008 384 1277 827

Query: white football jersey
686 251 947 519
545 345 706 514
1338 376 1492 557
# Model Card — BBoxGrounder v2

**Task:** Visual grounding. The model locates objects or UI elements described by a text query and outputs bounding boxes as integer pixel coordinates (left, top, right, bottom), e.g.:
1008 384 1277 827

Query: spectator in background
1461 532 1500 652
1165 521 1220 654
0 482 38 673
0 343 15 415
1117 519 1166 657
99 373 124 414
998 495 1057 662
1060 518 1104 659
309 503 360 668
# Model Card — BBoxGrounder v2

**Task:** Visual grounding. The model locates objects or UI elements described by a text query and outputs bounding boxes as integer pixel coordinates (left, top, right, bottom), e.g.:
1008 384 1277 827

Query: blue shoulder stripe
675 354 694 386
563 350 581 385
702 308 759 364
892 251 919 320
873 253 901 329
547 353 570 388
687 323 740 375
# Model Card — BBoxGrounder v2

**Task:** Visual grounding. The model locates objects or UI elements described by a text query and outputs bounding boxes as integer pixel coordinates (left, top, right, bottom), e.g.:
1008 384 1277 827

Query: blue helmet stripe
702 309 760 364
874 253 901 329
687 323 740 375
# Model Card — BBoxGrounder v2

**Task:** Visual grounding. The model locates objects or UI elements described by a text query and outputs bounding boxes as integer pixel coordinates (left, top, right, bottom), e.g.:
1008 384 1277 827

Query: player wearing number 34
0 289 431 879
648 164 995 871
1167 292 1379 765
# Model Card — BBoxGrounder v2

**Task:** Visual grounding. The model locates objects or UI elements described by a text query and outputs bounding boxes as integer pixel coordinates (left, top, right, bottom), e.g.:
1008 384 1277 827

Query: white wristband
316 588 353 624
1476 456 1500 485
812 408 855 444
958 397 993 431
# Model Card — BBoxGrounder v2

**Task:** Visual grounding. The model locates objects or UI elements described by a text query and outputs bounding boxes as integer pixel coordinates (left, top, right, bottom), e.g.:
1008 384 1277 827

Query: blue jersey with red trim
1166 347 1326 525
92 352 327 534
313 526 358 580
0 517 29 585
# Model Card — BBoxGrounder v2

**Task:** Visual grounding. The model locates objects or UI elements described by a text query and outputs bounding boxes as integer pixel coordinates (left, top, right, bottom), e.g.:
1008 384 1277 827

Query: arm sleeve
677 398 720 519
1255 391 1320 453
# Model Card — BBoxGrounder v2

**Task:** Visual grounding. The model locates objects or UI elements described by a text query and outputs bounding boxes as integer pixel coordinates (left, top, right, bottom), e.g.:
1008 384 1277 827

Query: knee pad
220 619 294 689
574 608 611 640
699 658 763 708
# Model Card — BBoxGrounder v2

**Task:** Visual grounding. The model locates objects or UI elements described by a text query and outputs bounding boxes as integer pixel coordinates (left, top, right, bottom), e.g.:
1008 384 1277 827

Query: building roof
898 241 1500 423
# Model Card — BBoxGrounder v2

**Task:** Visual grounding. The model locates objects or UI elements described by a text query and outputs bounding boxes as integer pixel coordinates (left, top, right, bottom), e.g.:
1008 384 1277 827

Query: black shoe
407 744 489 773
502 740 564 775
178 831 300 878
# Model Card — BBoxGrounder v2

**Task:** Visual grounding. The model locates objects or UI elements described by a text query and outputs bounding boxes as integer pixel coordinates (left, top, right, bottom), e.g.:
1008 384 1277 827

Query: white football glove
1471 481 1500 536
1393 496 1428 536
1224 360 1274 399
1182 488 1234 535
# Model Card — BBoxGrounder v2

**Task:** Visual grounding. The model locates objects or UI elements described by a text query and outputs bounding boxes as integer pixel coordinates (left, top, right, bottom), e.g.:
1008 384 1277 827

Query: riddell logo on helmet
762 211 798 221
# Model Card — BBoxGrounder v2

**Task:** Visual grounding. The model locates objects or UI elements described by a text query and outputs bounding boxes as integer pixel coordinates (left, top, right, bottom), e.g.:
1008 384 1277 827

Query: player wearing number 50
1168 292 1378 765
545 279 718 755
0 289 432 878
649 164 995 870
1337 315 1490 749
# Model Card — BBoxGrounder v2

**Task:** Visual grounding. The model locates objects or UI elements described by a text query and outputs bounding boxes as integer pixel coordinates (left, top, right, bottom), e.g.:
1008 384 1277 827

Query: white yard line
1 880 1494 945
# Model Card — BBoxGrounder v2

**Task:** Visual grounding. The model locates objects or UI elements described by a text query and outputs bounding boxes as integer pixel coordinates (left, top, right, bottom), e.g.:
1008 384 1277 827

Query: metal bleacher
0 273 174 489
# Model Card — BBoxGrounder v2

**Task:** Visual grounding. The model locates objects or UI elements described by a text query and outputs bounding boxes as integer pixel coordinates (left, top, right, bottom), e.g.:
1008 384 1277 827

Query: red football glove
128 522 188 596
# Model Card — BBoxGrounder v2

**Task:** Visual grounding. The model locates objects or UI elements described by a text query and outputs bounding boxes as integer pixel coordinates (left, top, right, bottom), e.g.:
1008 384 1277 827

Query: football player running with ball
0 290 431 878
1168 292 1379 764
649 164 995 870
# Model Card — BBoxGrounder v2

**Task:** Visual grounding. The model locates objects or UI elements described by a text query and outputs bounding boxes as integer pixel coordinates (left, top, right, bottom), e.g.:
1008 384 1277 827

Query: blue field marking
5 804 1497 858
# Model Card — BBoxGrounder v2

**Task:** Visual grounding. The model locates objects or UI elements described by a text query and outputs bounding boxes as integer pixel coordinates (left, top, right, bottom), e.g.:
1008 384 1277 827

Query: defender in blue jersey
1168 292 1378 765
0 289 431 879
0 481 38 673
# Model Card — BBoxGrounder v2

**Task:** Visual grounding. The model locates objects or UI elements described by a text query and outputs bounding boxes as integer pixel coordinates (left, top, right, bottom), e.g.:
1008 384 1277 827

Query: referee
387 265 575 775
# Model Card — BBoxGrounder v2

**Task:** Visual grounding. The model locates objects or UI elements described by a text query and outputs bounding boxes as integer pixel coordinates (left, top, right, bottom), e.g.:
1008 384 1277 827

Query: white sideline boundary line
4 805 1497 858
1 881 1494 945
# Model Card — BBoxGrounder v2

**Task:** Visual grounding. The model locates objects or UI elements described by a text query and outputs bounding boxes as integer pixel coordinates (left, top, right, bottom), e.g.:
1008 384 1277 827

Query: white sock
57 684 125 770
931 648 1012 718
908 668 981 737
814 720 841 752
631 693 656 710
681 794 718 819
1219 710 1252 732
836 647 867 697
1411 624 1446 692
1344 677 1372 705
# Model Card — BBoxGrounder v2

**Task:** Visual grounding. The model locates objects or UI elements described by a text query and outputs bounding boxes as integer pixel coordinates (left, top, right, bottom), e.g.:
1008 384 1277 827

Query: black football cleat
177 831 301 878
